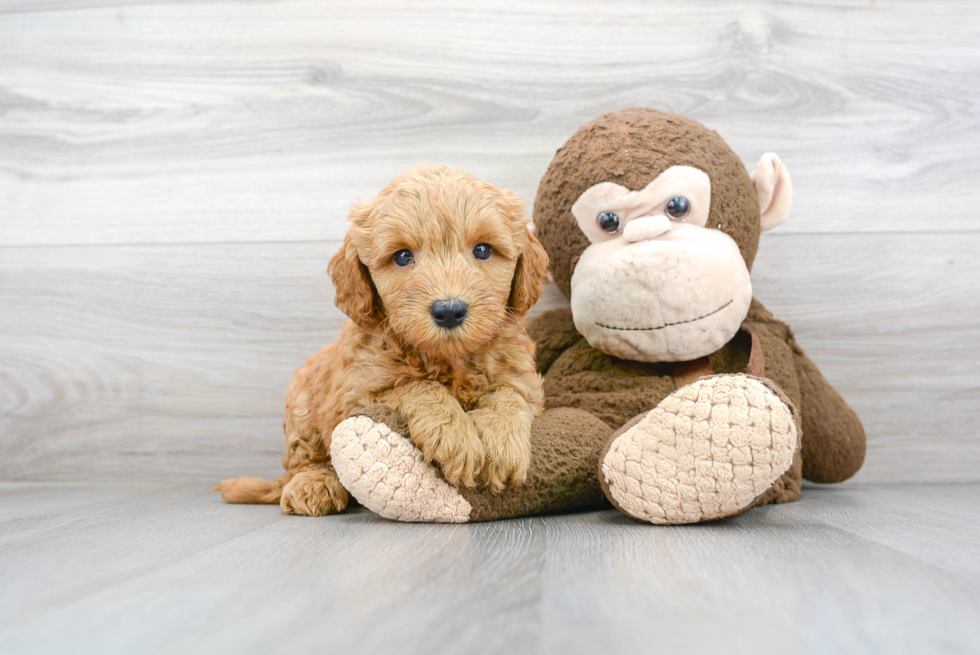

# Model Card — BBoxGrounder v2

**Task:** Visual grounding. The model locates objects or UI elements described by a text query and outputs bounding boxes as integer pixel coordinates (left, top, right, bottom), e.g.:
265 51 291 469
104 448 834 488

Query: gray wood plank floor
1 482 978 655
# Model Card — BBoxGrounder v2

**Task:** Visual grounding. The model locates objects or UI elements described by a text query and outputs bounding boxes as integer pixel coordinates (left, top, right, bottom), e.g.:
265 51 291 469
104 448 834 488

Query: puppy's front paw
280 470 348 516
469 408 532 494
414 415 485 489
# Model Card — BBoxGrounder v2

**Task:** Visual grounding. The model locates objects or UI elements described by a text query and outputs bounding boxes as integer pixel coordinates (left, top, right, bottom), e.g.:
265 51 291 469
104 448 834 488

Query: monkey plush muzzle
570 223 752 363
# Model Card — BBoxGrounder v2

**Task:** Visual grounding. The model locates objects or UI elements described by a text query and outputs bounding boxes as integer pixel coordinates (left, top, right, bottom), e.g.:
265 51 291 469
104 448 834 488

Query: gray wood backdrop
1 0 977 485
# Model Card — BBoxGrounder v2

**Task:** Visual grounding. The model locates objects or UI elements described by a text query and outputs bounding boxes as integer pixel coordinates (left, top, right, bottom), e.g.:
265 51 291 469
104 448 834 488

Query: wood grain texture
1 482 978 655
1 0 979 246
1 1 978 484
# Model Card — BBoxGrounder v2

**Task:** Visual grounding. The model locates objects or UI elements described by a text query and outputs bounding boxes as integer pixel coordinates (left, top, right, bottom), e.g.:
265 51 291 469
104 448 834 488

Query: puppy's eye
597 212 621 233
665 197 690 220
392 249 414 267
473 243 493 260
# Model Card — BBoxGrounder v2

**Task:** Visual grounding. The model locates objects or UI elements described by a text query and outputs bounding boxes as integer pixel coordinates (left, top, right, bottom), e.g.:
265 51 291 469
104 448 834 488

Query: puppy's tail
212 474 287 505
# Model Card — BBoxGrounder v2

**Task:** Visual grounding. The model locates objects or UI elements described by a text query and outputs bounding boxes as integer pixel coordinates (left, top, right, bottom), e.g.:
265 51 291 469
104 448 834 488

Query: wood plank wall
1 0 978 483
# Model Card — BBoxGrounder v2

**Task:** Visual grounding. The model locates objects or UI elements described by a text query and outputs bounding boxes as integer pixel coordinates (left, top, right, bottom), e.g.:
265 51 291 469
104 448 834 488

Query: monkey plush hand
329 108 866 524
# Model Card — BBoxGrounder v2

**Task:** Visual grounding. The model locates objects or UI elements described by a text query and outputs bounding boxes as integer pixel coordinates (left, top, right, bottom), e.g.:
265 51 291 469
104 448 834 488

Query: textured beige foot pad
600 375 799 525
331 415 472 523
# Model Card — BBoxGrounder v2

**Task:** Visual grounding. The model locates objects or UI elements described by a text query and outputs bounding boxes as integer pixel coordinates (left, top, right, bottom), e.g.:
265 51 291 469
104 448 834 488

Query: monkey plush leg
599 375 800 525
330 406 612 523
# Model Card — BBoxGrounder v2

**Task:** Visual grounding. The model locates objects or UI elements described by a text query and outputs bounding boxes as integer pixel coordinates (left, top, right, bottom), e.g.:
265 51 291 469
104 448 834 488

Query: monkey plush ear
750 153 793 232
328 226 381 329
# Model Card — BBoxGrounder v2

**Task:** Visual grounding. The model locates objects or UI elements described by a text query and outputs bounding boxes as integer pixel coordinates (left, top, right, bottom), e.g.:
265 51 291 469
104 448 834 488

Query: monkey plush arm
527 308 582 374
789 337 867 483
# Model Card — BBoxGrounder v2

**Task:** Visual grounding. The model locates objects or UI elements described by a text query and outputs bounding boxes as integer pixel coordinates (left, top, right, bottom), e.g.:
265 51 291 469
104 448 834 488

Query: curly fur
214 165 549 515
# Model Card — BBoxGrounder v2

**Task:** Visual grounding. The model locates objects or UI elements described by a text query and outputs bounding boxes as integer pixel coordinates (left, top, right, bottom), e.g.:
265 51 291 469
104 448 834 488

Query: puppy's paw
414 415 485 489
280 469 349 517
469 408 532 494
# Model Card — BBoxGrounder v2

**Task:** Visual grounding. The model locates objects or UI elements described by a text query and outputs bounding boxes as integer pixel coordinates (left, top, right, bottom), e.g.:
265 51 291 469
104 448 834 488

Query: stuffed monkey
329 108 866 524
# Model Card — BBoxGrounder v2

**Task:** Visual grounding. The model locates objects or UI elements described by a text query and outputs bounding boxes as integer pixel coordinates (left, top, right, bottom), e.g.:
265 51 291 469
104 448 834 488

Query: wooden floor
1 483 978 655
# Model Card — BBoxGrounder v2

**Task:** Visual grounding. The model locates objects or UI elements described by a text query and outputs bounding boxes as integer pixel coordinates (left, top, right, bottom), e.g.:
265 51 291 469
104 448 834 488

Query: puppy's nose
430 299 468 329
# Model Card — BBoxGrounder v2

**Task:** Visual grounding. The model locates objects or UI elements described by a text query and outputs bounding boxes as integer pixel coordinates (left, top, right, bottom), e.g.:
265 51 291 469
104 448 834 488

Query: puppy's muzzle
430 299 468 329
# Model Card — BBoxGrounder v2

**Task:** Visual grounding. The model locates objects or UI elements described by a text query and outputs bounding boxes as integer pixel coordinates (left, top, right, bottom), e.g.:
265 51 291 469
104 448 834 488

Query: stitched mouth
596 299 733 331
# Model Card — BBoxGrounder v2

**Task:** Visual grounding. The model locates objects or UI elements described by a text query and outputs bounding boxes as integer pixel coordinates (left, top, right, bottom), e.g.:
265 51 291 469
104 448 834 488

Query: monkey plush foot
331 410 473 523
599 375 799 524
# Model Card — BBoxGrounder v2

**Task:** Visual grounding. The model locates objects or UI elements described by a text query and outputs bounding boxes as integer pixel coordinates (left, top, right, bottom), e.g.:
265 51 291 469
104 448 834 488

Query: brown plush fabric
742 301 804 504
792 342 867 483
533 107 762 299
459 408 613 521
351 404 410 437
526 307 584 375
537 307 777 427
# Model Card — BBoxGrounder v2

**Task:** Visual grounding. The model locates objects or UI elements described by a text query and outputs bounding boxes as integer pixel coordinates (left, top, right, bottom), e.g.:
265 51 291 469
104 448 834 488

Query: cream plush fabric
570 224 752 363
600 375 799 524
331 415 472 523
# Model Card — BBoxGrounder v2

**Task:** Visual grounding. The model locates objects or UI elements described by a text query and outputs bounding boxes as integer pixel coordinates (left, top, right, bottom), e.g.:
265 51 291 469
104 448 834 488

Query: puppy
214 165 549 516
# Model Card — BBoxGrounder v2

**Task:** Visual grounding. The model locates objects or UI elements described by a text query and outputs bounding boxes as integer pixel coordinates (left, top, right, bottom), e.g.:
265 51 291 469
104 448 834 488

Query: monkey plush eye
597 212 621 233
665 197 690 220
392 249 414 267
473 243 493 260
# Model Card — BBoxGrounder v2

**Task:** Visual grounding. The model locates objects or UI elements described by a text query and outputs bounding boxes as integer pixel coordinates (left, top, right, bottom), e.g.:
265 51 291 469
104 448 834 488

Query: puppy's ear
328 225 380 329
508 226 549 316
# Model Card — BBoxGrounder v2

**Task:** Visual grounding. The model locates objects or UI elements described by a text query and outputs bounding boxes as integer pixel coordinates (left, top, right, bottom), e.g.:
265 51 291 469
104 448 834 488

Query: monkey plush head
533 108 792 362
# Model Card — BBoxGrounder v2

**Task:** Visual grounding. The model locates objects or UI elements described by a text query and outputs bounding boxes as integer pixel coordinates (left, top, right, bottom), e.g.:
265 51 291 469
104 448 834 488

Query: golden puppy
214 165 549 516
